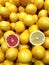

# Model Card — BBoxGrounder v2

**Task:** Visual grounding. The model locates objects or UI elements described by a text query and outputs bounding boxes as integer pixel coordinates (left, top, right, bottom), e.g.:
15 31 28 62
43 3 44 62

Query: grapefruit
32 46 45 59
6 3 17 13
18 49 32 63
34 0 44 10
3 60 14 65
10 12 18 23
19 12 27 21
43 37 49 49
44 0 49 15
4 30 15 39
0 21 11 31
44 30 49 36
32 15 38 23
37 17 49 31
34 60 44 65
23 14 35 26
1 42 9 53
0 37 5 44
0 51 5 62
18 6 25 12
30 31 45 46
6 48 18 61
38 9 48 18
42 50 49 64
19 44 29 50
28 25 38 34
0 7 10 18
15 21 25 33
11 23 15 30
6 34 19 47
26 4 37 15
20 30 29 44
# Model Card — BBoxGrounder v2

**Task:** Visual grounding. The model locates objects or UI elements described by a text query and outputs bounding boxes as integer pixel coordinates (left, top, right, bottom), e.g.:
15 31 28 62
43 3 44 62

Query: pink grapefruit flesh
6 34 19 47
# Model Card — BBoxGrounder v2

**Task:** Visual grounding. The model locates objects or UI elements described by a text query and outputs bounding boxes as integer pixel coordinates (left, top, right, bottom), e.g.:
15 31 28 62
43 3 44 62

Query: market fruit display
0 0 49 65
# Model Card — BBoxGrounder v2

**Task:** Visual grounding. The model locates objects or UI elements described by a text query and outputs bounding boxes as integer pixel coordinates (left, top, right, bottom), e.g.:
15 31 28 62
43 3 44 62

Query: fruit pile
0 0 49 65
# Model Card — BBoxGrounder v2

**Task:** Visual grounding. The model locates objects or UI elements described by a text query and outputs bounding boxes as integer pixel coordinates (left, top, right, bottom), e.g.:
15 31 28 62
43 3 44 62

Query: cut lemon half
5 34 19 47
30 31 45 46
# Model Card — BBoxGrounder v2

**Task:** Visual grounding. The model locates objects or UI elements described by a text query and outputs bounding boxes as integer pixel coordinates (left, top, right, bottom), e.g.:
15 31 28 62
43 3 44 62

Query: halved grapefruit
30 30 45 46
6 34 19 47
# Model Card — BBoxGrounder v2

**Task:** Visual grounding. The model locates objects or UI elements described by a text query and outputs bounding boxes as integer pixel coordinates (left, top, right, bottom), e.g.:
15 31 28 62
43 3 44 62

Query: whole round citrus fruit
18 49 32 63
28 24 38 34
23 15 35 26
6 48 18 61
16 13 20 20
18 6 25 12
38 9 48 18
11 23 15 30
0 21 11 31
4 30 15 39
19 12 27 21
43 37 49 49
20 30 29 44
5 2 11 7
32 15 38 23
34 60 44 65
6 4 17 13
10 12 18 23
1 42 9 53
44 30 49 36
26 4 37 15
32 46 45 59
15 21 25 33
42 50 49 64
34 0 44 10
44 0 49 15
19 44 29 50
3 60 14 65
0 37 4 44
0 7 10 18
0 51 5 62
37 17 49 31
